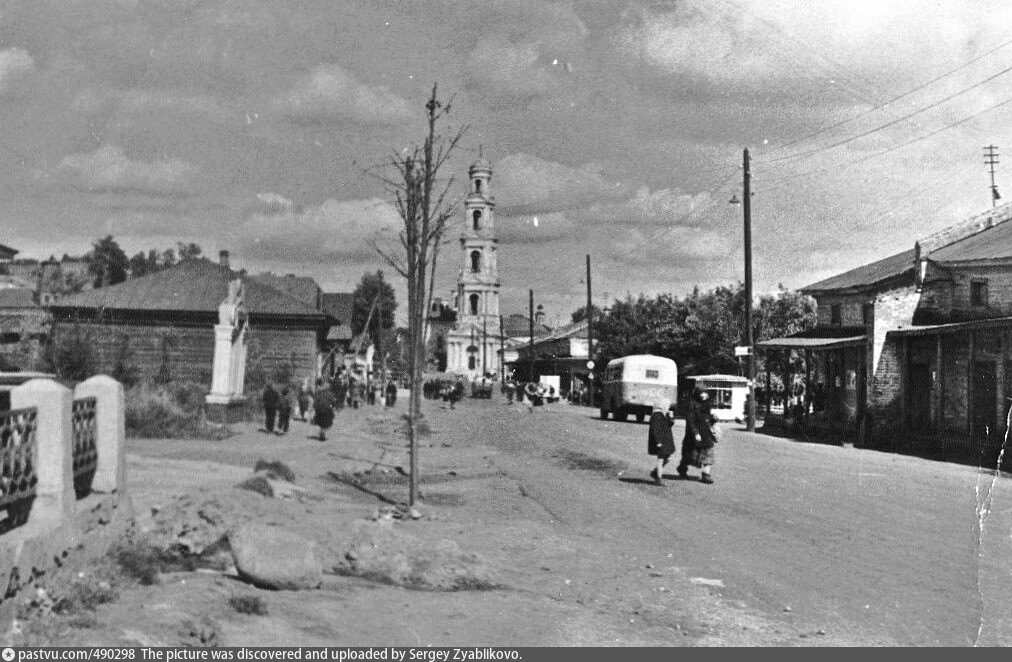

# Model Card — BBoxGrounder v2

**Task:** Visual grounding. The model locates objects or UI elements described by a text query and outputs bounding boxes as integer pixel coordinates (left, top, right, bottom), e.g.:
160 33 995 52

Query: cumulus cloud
55 144 198 195
611 0 996 98
275 64 413 124
0 48 34 91
495 153 631 214
238 197 403 261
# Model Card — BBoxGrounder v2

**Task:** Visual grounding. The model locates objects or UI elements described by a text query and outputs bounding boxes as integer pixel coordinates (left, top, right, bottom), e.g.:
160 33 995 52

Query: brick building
759 203 1012 462
49 257 331 387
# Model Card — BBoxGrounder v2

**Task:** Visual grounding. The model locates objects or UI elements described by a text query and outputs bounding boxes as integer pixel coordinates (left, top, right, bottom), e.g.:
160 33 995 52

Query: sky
4 0 1012 326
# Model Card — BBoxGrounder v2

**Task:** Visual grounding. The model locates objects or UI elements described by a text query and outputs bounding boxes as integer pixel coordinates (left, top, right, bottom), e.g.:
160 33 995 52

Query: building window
468 355 476 370
474 179 482 193
830 304 842 326
0 332 21 344
470 251 481 273
469 293 480 315
862 303 873 326
971 280 988 306
473 210 482 230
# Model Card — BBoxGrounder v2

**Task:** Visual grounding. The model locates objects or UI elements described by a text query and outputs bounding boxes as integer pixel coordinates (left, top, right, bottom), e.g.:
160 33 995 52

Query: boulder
229 523 322 590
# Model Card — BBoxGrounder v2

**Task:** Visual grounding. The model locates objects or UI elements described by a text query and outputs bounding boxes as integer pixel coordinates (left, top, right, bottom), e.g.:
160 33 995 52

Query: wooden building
49 257 331 387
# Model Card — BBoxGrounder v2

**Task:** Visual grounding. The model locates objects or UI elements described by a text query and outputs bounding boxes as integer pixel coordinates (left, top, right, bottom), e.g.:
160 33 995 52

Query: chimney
219 250 230 269
535 304 545 327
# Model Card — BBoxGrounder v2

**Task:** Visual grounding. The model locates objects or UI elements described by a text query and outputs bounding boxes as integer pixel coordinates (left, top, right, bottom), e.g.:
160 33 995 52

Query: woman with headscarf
647 402 676 486
678 387 719 484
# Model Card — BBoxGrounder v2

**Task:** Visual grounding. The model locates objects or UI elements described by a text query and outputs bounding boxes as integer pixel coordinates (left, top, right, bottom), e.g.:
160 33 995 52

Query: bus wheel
600 407 608 420
636 413 645 424
615 409 628 423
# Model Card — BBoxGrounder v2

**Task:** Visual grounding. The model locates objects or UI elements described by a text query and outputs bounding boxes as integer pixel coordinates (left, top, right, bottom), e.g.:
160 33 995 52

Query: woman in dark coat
678 387 718 484
647 406 676 485
312 380 336 441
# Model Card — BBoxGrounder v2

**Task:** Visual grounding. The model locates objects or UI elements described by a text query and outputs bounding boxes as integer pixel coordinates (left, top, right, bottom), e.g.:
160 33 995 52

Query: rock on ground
229 523 323 590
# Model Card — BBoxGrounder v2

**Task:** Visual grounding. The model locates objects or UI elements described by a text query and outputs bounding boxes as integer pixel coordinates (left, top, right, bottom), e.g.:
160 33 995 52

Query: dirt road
9 393 1010 646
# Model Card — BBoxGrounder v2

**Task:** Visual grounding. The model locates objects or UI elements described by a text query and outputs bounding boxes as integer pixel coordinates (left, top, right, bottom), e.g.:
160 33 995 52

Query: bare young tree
369 84 466 505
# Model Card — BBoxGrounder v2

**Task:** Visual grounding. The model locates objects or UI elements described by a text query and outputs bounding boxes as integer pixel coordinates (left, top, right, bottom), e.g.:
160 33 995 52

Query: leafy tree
87 235 129 287
177 242 202 261
594 283 816 377
351 270 397 342
570 303 603 324
129 249 161 278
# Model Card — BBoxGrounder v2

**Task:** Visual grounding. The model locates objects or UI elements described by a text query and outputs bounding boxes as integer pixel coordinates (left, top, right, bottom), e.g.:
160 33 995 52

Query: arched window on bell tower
469 293 480 315
470 250 481 273
474 179 482 193
472 210 481 230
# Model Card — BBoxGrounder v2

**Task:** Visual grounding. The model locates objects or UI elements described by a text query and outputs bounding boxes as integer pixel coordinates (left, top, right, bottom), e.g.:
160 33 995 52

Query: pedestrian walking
262 382 280 433
447 378 465 409
647 404 676 486
277 386 293 435
504 377 516 404
297 378 313 421
386 381 397 407
678 387 719 484
312 379 335 441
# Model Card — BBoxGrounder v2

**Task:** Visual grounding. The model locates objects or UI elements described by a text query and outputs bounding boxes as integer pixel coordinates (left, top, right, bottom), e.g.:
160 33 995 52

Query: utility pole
742 148 756 433
985 145 1001 207
586 254 594 409
499 314 505 382
482 318 487 375
528 289 535 382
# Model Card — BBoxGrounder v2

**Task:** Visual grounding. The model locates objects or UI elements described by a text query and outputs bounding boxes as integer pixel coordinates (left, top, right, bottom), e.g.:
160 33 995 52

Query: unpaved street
460 396 1009 646
16 392 1010 647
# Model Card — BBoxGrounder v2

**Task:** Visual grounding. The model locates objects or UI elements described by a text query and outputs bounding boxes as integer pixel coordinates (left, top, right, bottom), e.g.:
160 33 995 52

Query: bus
599 355 678 423
682 374 748 423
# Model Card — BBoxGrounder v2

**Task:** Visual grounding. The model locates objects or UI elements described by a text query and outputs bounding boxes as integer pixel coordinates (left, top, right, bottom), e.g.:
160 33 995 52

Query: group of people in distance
647 386 719 486
261 371 399 441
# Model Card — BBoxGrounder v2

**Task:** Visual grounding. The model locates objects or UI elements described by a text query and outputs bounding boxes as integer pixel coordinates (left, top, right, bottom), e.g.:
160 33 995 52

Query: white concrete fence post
10 378 74 526
75 375 126 496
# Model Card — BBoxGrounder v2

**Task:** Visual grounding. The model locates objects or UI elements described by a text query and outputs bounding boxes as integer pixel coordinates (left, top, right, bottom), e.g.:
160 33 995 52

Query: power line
760 90 1012 191
763 36 1012 156
760 61 1012 164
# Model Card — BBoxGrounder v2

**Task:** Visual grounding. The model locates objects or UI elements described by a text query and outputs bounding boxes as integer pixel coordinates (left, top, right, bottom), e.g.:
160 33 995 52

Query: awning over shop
886 315 1012 337
756 335 866 350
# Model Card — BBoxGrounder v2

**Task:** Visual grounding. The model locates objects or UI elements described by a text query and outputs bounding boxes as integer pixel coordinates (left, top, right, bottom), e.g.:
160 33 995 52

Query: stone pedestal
205 317 247 423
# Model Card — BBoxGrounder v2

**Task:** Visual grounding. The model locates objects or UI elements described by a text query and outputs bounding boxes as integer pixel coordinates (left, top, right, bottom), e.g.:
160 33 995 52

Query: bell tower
457 157 499 322
444 156 501 377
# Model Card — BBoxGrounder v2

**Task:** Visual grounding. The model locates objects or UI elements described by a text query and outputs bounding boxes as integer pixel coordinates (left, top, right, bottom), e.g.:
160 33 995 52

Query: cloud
611 0 1000 100
0 48 34 91
274 64 413 125
465 35 556 98
495 153 631 214
55 144 199 196
238 197 403 262
72 86 231 124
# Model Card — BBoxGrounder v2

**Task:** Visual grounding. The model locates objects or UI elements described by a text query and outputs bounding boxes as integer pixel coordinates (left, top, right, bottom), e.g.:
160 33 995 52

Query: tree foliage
592 283 816 376
128 242 203 279
88 235 130 288
351 270 397 341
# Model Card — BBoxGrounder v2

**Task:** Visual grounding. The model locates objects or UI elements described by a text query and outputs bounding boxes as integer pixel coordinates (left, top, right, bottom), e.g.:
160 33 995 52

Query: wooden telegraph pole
743 148 757 433
586 254 594 408
528 289 535 382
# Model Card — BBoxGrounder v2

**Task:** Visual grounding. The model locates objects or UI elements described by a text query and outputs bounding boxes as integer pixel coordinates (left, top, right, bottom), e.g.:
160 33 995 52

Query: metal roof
801 248 915 293
927 220 1012 263
51 258 323 318
756 335 866 350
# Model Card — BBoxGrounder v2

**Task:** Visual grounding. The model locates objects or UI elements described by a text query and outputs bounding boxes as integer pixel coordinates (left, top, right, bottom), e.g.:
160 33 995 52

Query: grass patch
125 381 232 440
111 535 232 585
553 449 625 474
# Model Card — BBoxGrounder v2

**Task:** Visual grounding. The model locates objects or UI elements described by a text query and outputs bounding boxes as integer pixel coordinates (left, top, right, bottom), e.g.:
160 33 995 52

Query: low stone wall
0 376 131 623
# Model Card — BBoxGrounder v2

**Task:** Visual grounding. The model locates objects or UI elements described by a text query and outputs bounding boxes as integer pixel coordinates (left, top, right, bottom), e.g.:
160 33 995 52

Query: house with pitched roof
49 254 331 387
758 203 1012 463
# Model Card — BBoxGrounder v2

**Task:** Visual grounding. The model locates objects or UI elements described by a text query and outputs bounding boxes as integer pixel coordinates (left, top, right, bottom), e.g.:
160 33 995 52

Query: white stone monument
205 278 248 422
